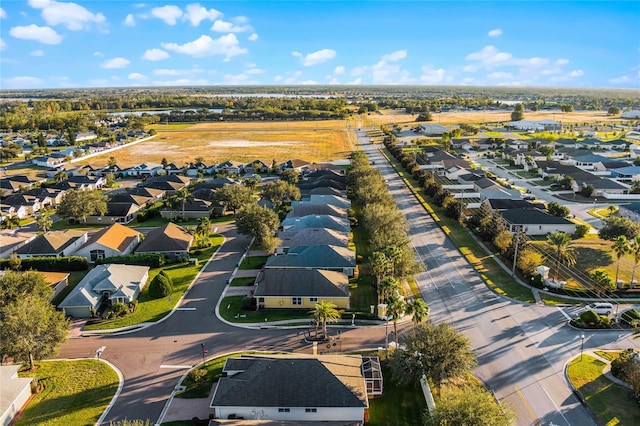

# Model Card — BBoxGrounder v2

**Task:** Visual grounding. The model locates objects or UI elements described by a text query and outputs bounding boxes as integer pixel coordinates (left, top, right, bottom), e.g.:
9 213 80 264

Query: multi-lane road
57 132 640 425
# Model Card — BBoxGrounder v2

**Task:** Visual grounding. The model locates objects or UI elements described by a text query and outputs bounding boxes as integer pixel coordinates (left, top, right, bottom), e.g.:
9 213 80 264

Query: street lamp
200 343 208 366
580 334 585 361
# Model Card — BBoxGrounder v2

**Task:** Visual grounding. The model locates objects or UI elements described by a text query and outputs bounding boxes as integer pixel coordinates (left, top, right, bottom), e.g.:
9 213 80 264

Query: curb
95 358 125 426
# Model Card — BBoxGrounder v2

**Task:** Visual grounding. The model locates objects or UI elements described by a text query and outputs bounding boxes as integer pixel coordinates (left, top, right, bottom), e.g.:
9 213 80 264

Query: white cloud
153 67 204 76
556 58 569 65
142 48 170 61
0 38 5 50
334 66 345 75
124 13 135 26
151 78 209 86
30 49 45 56
569 69 584 77
301 80 318 85
609 75 632 84
245 67 265 75
28 0 106 31
466 45 551 72
296 48 336 66
487 71 514 80
463 64 478 72
350 66 367 77
488 28 502 37
0 7 6 19
3 76 44 88
526 57 548 66
275 70 303 84
248 33 259 41
420 65 452 84
223 73 259 85
370 51 413 84
184 3 221 26
291 51 302 57
347 77 362 85
9 24 62 44
151 5 183 25
101 57 130 69
162 34 247 60
128 72 147 81
466 45 512 67
381 50 407 62
211 19 251 33
93 51 103 57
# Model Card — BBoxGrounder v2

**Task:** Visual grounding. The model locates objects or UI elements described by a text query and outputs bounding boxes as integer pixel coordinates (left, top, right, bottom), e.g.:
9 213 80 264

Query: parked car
582 302 614 316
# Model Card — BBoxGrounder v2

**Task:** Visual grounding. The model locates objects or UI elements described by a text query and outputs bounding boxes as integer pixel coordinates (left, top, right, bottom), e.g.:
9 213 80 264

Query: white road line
556 306 572 320
175 307 196 311
159 365 193 369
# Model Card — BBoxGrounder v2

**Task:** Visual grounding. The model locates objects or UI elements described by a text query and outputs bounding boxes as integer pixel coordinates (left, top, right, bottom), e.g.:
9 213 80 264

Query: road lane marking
514 385 539 424
159 365 193 369
175 307 196 311
556 306 572 320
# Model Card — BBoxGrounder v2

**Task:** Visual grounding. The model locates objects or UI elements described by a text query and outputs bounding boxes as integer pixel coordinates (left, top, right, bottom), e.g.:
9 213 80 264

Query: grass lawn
220 295 312 323
350 273 377 311
50 220 103 231
239 255 268 270
132 215 234 229
368 365 426 426
567 355 640 425
15 360 119 426
51 270 89 306
84 235 223 330
230 276 256 286
385 151 534 303
540 292 581 305
594 350 620 362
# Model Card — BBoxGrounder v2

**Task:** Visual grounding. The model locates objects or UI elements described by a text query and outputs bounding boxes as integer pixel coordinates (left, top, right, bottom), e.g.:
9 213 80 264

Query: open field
76 120 354 168
359 109 629 126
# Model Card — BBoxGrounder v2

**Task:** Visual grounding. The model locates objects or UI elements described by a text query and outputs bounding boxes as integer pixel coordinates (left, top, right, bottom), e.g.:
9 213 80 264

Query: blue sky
0 1 638 89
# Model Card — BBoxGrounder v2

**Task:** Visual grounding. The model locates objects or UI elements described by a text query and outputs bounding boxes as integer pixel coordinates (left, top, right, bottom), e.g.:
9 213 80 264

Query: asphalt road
357 134 640 426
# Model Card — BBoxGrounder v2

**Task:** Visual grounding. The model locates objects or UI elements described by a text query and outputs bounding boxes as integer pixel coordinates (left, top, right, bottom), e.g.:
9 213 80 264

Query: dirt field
77 120 354 168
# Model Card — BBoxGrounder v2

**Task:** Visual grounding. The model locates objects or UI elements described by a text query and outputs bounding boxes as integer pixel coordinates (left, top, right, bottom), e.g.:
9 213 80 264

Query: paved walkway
587 350 633 389
162 385 215 423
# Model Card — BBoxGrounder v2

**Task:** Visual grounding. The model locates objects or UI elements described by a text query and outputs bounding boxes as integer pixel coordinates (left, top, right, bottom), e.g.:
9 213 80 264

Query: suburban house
254 269 350 309
473 177 502 192
610 166 640 182
286 203 347 219
141 175 191 193
0 194 42 216
281 215 351 233
265 245 356 276
39 271 70 300
58 263 150 318
121 162 164 177
0 365 33 426
216 160 245 175
508 119 562 131
160 198 213 219
479 188 523 201
74 223 141 262
307 186 347 197
15 229 88 258
0 175 36 196
618 202 640 222
482 199 535 212
135 222 193 260
0 229 37 259
22 187 65 206
210 354 369 422
276 228 349 254
86 202 141 225
281 158 311 173
420 123 450 136
584 179 629 196
500 208 577 236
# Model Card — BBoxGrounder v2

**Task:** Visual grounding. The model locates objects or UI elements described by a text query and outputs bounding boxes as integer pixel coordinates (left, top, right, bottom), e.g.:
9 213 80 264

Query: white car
583 302 614 316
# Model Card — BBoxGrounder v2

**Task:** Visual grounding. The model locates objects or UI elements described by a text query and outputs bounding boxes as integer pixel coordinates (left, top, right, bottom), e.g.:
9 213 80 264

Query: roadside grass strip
15 360 119 426
238 255 268 270
367 365 426 426
567 355 640 425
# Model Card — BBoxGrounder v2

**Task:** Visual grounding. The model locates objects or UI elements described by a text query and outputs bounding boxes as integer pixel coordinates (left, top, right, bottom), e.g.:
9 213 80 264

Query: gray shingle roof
265 245 355 270
136 222 193 253
286 203 347 219
500 208 574 225
15 230 86 256
277 228 349 248
281 215 350 233
254 269 349 298
211 354 367 408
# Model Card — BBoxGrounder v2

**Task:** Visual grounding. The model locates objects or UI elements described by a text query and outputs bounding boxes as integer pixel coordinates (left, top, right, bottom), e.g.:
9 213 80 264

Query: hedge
620 308 640 325
0 256 88 271
95 253 165 268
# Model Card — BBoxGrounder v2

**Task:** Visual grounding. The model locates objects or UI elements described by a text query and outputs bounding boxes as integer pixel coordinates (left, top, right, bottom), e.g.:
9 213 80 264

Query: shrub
188 368 207 384
111 302 129 318
128 300 138 313
611 349 640 381
621 309 640 325
159 270 173 287
148 273 172 299
0 256 88 271
241 296 255 310
95 253 165 268
574 224 589 239
579 310 601 325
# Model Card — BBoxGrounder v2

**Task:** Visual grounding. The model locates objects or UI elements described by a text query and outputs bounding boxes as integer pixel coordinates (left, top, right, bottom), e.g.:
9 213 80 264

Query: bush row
0 256 88 271
95 253 166 268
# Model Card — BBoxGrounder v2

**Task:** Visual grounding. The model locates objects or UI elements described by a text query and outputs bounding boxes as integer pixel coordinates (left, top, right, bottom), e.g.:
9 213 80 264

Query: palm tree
54 170 68 182
629 236 640 288
309 301 341 339
35 214 53 233
173 188 193 220
369 251 392 288
385 295 406 348
378 276 400 305
591 269 614 296
0 216 21 230
546 232 576 280
608 205 617 216
405 298 429 327
612 235 629 287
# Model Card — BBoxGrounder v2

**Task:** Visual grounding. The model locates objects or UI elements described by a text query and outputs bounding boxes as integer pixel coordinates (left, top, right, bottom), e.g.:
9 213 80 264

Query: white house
500 208 577 236
0 365 33 426
74 223 141 262
621 110 640 119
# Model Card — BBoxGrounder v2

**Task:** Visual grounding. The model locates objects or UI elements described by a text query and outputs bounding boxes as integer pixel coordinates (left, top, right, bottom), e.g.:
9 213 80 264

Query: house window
292 297 302 305
278 408 290 413
305 408 317 413
309 297 318 303
90 249 106 262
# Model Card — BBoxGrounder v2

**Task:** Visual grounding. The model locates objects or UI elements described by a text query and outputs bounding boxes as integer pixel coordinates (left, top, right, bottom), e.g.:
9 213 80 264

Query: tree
517 248 544 276
546 232 576 279
612 235 629 286
35 213 53 233
558 175 575 190
0 270 52 307
54 169 68 182
309 301 341 339
607 106 621 116
630 236 640 286
599 216 640 240
369 251 392 288
235 203 280 247
378 276 401 305
386 295 406 347
148 273 172 299
173 188 194 220
405 297 429 327
511 104 525 121
388 322 476 393
108 156 117 167
574 224 589 238
493 230 513 255
547 201 571 218
213 184 254 215
280 169 300 184
591 269 614 296
424 387 513 426
0 216 21 230
57 189 107 223
0 295 68 369
261 180 301 207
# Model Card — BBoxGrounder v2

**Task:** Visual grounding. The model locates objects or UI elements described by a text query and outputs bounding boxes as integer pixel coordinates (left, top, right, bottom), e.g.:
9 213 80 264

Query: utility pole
511 230 520 277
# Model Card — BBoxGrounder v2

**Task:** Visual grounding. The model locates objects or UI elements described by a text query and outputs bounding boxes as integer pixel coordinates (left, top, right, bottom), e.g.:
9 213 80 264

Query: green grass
50 220 103 231
386 150 534 302
239 255 267 270
51 270 89 306
594 350 620 362
567 355 640 425
84 236 223 330
220 295 311 323
350 273 377 311
368 366 426 426
132 215 234 229
540 292 580 306
15 360 119 426
230 276 256 286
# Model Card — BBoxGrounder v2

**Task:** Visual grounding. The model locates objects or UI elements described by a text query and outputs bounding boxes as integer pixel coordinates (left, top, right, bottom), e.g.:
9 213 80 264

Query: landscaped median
84 235 224 331
15 359 120 426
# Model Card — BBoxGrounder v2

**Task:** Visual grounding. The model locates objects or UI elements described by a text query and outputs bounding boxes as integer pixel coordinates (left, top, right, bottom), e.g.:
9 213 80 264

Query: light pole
200 343 207 366
580 334 585 361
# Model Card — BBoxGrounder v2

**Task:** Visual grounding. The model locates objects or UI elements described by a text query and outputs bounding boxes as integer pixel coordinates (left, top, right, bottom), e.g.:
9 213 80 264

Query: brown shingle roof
135 222 193 253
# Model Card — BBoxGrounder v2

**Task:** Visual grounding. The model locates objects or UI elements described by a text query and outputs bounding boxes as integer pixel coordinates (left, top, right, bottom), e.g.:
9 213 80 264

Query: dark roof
583 178 629 190
108 192 151 206
212 355 367 408
281 215 350 233
286 203 347 219
621 202 640 214
486 199 535 210
254 269 349 298
265 245 355 269
104 202 140 217
474 177 500 189
277 228 349 248
136 222 193 253
305 169 346 182
16 230 86 255
500 208 575 225
308 186 347 197
600 161 631 169
298 177 346 191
